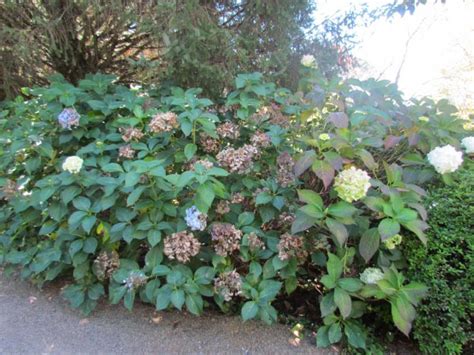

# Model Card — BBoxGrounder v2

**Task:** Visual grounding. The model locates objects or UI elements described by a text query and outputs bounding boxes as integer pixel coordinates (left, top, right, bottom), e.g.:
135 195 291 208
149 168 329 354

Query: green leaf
255 192 273 205
185 293 203 315
328 323 342 343
395 208 418 223
391 301 411 336
171 289 185 310
316 325 331 348
338 278 363 293
124 290 135 311
241 301 259 321
320 292 337 317
378 218 400 240
334 287 352 319
357 149 377 170
145 246 163 270
328 201 357 219
68 211 87 225
184 143 197 160
102 163 124 173
83 237 98 253
195 182 215 213
61 186 82 204
344 322 366 349
297 189 323 208
127 186 146 206
401 282 428 306
73 196 91 211
156 287 172 310
327 253 343 280
147 230 162 247
325 218 348 246
69 240 84 257
125 172 141 187
403 219 428 245
359 228 380 263
81 216 97 234
238 212 254 226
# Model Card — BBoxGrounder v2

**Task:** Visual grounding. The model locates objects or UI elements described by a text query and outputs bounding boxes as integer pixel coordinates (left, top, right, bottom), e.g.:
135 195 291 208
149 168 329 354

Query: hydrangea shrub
0 64 471 350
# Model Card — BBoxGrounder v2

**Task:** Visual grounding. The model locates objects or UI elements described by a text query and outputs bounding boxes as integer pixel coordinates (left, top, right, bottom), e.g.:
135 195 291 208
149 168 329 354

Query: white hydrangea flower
384 234 403 250
185 206 207 231
319 133 330 141
62 156 83 174
427 145 463 174
360 267 384 285
461 137 474 154
334 167 371 203
301 54 316 67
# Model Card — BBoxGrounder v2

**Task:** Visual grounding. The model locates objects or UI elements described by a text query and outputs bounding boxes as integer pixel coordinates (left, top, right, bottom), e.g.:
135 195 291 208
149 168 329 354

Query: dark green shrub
405 167 474 354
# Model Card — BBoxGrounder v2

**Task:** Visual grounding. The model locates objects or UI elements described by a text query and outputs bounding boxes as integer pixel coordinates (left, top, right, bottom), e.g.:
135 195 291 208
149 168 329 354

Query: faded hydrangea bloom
384 234 403 250
334 167 371 202
277 233 307 262
360 268 384 285
215 200 230 215
210 223 242 256
217 145 258 174
250 131 271 148
1 179 18 200
164 231 201 263
199 132 221 154
93 250 120 281
276 152 295 187
461 137 474 153
58 108 80 129
214 270 242 301
301 54 316 67
149 112 178 133
185 206 207 231
427 145 463 174
217 122 240 140
119 144 135 159
262 212 295 231
120 127 144 142
123 271 148 290
62 156 83 174
247 232 265 251
191 159 214 171
230 192 245 204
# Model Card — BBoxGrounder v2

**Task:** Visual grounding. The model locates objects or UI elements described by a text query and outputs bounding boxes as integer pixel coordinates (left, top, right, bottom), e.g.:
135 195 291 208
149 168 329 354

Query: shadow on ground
0 270 335 354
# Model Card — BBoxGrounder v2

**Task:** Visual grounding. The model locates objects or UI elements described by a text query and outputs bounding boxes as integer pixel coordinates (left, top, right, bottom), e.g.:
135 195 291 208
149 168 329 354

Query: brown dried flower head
93 250 120 281
230 192 245 204
149 112 178 133
277 233 308 262
210 223 242 256
191 159 214 171
247 232 265 251
214 270 242 301
120 127 144 142
164 231 201 263
118 144 135 159
199 132 221 154
261 212 295 231
215 200 231 215
250 131 271 148
217 121 241 140
276 152 295 187
217 144 258 174
1 179 18 200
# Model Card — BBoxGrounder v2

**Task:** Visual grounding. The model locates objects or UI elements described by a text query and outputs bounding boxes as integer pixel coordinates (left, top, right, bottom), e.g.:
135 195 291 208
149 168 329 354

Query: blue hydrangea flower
185 206 207 231
58 108 80 129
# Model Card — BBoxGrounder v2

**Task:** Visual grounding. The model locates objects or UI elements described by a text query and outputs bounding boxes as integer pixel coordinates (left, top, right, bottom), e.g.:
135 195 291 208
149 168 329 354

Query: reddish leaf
323 151 343 170
294 150 316 177
384 135 403 150
328 112 349 129
312 159 335 190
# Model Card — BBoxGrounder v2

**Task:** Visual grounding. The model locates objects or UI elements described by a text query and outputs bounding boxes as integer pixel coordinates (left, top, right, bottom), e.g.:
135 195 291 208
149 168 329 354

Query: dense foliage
0 60 471 350
405 167 473 354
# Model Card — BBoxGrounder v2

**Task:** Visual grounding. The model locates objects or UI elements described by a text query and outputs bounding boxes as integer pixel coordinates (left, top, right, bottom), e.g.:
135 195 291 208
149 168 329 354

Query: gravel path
0 270 333 354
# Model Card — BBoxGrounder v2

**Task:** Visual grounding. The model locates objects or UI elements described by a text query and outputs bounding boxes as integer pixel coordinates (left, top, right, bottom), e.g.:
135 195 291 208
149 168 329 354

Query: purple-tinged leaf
312 159 335 190
357 149 377 170
407 203 427 221
328 112 349 129
384 135 403 150
323 151 343 170
294 150 316 177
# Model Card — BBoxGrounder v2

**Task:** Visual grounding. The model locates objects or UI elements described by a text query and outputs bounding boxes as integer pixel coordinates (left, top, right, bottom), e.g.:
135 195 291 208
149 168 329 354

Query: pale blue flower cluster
185 206 207 231
58 108 80 129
